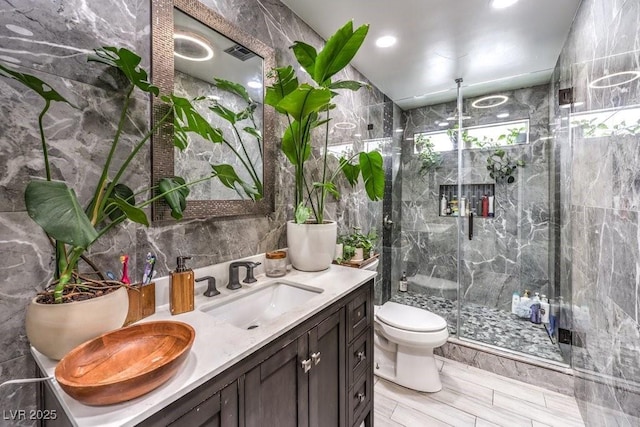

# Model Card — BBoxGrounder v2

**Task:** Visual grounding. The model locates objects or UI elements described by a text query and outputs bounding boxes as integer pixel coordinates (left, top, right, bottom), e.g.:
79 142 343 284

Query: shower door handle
469 211 473 240
383 214 393 230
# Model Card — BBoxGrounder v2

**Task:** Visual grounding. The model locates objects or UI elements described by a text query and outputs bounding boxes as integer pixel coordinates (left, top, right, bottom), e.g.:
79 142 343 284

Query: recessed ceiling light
589 71 640 89
247 80 262 89
438 122 449 127
354 133 362 137
174 32 214 62
375 36 396 48
395 128 404 133
496 113 510 119
491 0 519 9
405 137 414 141
472 95 509 109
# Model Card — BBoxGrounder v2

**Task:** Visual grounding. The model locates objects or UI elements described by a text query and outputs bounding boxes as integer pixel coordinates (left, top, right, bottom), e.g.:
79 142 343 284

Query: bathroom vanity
33 263 375 427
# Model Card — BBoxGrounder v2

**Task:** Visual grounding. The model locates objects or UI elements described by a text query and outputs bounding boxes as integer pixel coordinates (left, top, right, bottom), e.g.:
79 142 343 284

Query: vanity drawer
348 328 371 388
348 368 372 427
347 287 371 343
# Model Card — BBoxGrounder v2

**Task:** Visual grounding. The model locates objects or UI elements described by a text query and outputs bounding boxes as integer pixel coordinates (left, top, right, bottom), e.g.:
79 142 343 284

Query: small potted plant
264 21 385 272
1 47 234 359
338 227 378 263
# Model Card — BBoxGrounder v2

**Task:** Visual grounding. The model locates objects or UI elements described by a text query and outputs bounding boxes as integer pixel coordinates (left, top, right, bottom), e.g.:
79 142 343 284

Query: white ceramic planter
287 220 337 271
351 247 364 262
26 286 129 360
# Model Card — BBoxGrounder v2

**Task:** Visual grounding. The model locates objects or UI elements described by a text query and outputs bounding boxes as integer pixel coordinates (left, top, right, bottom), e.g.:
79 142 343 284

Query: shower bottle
399 272 408 292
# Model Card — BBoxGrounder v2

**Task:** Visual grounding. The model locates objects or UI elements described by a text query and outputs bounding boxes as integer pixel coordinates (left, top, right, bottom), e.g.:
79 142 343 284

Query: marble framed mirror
151 0 275 221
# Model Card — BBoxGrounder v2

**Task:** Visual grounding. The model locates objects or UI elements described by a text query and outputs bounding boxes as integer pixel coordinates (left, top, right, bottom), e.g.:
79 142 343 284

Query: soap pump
170 256 194 315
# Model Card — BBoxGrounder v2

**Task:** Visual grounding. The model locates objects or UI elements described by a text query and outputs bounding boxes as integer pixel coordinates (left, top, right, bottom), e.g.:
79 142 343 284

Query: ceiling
280 0 582 110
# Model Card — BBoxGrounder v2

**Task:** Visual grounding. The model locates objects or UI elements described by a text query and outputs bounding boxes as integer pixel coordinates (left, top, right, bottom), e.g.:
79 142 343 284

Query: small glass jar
265 250 287 277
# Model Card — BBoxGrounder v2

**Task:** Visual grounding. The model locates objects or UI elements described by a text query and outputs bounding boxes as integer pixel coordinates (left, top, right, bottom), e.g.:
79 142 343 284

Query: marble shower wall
399 85 552 312
0 0 386 417
550 0 640 423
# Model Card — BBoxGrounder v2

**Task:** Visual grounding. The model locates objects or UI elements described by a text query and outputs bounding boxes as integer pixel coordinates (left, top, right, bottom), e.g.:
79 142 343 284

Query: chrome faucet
227 261 261 290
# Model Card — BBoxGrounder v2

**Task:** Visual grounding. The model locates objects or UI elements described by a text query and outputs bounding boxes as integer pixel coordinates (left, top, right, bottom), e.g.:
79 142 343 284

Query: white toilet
373 301 449 392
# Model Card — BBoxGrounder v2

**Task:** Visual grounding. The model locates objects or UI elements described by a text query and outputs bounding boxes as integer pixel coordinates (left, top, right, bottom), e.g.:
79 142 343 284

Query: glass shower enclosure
389 78 571 366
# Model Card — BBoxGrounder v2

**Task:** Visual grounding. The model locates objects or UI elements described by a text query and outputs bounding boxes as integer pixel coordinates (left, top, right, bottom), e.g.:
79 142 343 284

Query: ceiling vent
224 44 256 61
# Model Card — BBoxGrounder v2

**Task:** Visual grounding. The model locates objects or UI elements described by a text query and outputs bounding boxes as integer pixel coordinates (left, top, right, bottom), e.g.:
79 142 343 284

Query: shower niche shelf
439 183 495 217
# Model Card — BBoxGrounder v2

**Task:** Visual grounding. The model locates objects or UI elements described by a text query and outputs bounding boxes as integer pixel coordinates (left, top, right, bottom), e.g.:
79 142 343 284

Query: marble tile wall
550 0 640 423
398 85 553 312
0 0 387 416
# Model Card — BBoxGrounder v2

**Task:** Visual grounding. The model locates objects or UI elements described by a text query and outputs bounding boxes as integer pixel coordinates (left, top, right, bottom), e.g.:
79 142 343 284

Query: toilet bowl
373 301 448 392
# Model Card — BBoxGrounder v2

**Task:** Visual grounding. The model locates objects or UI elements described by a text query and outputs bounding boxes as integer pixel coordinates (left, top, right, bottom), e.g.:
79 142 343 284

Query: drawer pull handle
301 358 312 373
356 351 366 362
311 351 321 365
356 392 366 403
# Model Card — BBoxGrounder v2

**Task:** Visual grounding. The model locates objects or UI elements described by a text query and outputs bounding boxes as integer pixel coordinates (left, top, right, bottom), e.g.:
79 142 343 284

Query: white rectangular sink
199 280 323 329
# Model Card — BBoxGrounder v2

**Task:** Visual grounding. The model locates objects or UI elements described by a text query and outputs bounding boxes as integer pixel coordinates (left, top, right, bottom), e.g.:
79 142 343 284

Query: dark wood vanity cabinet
245 309 345 427
39 279 373 427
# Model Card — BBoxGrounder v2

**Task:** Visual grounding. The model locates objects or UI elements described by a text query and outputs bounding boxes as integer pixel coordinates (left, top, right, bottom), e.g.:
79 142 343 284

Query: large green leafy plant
264 21 385 224
0 47 230 303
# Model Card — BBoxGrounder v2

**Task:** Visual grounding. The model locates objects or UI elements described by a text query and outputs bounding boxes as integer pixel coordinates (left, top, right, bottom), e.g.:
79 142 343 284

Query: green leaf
25 180 98 248
108 194 149 226
358 151 384 201
158 177 190 220
213 78 251 103
282 119 313 164
89 47 159 96
265 66 299 113
339 157 361 186
166 94 224 150
294 202 311 224
236 103 257 121
278 85 331 121
0 63 75 106
211 164 259 200
313 22 369 85
329 80 370 92
209 104 237 125
106 183 135 221
494 149 506 158
243 126 262 142
516 160 526 167
291 41 317 77
314 181 340 199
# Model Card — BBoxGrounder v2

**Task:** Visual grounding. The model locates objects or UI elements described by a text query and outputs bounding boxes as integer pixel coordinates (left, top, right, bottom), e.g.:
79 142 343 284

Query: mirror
151 0 275 221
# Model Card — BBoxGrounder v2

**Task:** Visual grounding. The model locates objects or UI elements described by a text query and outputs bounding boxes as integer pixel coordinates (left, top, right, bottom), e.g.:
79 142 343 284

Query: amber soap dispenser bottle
170 256 194 315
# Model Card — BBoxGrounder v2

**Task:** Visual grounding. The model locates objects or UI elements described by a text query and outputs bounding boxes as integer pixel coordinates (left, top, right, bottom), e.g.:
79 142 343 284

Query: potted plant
1 47 232 359
338 227 378 263
264 21 385 271
485 127 526 183
486 148 525 183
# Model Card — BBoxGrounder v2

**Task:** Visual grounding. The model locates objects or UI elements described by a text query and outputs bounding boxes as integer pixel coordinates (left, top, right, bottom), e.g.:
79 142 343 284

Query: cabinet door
244 337 309 427
309 309 346 427
169 381 238 427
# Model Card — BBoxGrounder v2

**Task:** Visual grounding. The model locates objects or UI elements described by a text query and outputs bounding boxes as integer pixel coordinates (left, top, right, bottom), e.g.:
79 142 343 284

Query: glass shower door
456 84 569 365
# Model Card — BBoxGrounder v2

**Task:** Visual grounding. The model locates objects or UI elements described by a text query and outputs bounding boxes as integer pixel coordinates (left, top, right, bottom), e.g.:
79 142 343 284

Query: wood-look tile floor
374 356 585 427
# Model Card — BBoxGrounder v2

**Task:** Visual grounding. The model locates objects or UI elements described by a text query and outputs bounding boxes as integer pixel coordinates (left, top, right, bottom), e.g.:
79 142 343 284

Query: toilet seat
376 302 447 332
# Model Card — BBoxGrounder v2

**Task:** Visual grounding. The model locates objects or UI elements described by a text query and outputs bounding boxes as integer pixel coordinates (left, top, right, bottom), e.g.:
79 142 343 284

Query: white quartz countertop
31 263 376 427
